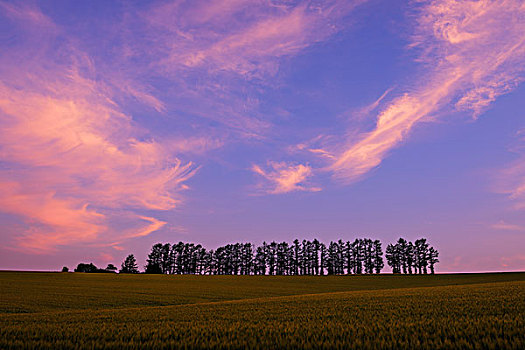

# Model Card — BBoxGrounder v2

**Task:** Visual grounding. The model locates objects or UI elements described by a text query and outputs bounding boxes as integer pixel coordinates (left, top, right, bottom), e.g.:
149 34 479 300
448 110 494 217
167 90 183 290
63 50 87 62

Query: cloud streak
252 161 321 194
491 220 525 232
135 0 367 135
500 167 525 209
0 73 195 252
0 0 368 251
151 0 365 77
0 3 197 253
325 0 525 182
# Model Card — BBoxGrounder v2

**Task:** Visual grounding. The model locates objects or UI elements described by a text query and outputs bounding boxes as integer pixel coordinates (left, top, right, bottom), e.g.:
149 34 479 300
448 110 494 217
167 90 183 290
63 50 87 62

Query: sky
0 0 524 272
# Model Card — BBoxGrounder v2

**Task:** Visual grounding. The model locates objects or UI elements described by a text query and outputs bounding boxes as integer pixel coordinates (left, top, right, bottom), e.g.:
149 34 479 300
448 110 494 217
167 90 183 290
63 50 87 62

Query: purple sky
1 0 524 272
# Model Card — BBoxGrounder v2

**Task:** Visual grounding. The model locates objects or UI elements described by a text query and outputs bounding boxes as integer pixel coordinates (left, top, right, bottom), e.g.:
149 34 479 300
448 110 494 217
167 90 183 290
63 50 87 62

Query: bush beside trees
74 263 117 273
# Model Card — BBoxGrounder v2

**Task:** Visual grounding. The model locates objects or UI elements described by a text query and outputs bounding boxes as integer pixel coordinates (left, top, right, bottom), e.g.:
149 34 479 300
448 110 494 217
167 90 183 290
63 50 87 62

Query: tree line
108 237 438 275
386 238 439 274
71 263 118 273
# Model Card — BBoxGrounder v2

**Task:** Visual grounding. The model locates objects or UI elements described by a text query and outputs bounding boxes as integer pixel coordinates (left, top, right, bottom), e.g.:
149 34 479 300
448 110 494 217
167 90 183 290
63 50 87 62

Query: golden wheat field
0 272 524 349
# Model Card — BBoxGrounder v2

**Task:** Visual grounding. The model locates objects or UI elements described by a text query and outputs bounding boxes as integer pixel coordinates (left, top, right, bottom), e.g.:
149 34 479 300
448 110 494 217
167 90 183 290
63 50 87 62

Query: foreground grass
0 272 524 349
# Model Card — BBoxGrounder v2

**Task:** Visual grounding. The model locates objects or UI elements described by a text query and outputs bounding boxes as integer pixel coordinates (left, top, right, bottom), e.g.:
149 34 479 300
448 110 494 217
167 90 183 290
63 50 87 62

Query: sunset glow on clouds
0 3 196 253
0 72 195 252
149 0 365 77
252 162 320 194
0 0 524 271
497 129 525 210
324 0 525 182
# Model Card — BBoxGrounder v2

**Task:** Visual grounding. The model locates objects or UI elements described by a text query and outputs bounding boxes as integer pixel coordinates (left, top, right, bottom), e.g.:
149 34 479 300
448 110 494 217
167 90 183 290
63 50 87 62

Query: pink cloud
0 1 56 29
497 158 525 210
491 220 525 232
97 252 115 265
495 128 525 210
136 0 367 136
129 216 167 239
0 73 196 252
252 161 321 194
176 5 316 75
0 181 105 252
500 255 525 269
0 4 198 252
322 0 525 182
151 0 365 77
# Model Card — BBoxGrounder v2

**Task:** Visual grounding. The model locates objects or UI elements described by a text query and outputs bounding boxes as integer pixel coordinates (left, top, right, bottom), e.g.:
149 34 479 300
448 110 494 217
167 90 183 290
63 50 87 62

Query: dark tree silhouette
406 242 415 274
74 263 98 273
373 240 384 274
397 238 409 274
137 237 438 276
106 264 117 273
428 247 439 274
385 238 439 274
414 238 430 274
120 254 139 273
61 266 69 272
254 245 266 275
385 244 401 273
145 243 163 274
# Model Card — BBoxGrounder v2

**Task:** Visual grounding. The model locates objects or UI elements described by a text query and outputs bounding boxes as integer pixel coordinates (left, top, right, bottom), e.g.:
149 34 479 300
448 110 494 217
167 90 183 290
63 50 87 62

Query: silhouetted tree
386 244 401 273
373 240 384 274
74 263 98 273
406 242 415 274
428 247 439 274
131 237 440 276
61 266 69 272
145 243 163 274
267 241 277 275
160 243 171 274
319 242 327 275
120 254 139 273
397 238 409 274
105 264 117 273
352 239 363 274
386 238 439 274
254 245 266 275
292 239 300 275
363 239 374 274
414 238 429 274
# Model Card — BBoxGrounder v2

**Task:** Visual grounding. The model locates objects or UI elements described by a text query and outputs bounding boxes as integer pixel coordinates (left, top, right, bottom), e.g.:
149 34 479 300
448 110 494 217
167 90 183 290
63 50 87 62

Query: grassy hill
1 272 523 349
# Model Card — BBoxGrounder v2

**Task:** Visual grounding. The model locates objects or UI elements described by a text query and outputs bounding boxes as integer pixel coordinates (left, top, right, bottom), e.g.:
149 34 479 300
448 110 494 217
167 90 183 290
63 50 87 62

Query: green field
1 272 524 349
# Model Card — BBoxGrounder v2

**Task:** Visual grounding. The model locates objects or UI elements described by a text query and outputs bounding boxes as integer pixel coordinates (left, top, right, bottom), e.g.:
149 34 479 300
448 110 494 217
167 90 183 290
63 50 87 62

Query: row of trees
385 238 439 274
69 238 439 275
114 238 437 275
140 239 385 275
72 263 118 273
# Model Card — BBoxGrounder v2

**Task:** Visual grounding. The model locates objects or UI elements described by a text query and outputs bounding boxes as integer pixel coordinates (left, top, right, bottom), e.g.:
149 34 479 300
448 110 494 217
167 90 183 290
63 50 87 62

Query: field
1 272 524 349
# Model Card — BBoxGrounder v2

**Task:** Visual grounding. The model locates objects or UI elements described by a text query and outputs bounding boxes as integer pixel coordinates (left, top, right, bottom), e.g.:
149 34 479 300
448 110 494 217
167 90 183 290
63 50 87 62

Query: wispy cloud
324 0 525 182
494 128 525 210
134 0 367 136
0 0 368 250
500 254 525 268
491 220 525 231
252 161 321 194
0 1 56 28
0 73 196 252
497 163 525 211
0 4 197 253
150 0 365 77
129 216 168 239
